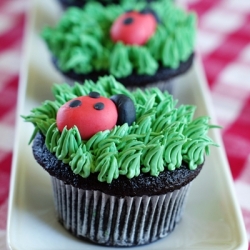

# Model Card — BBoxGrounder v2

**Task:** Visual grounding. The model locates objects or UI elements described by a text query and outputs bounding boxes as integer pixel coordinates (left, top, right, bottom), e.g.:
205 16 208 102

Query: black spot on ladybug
110 94 136 126
89 91 100 98
69 99 82 108
123 17 134 25
94 102 105 110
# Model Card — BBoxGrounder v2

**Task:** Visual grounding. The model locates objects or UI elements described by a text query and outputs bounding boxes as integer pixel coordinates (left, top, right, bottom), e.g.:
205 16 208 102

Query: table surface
0 0 249 249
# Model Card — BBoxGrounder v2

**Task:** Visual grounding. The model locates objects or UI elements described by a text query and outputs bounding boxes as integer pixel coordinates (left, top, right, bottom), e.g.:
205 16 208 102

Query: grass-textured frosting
42 0 196 78
23 76 218 184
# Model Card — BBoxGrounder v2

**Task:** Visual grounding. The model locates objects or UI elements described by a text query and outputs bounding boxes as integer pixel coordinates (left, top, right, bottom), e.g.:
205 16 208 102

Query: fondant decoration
110 94 136 126
110 10 157 45
57 92 118 140
56 92 136 140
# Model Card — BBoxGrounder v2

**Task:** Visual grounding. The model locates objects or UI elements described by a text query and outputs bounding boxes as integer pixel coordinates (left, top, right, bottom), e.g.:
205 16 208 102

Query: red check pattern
0 0 26 249
188 1 250 248
0 0 249 249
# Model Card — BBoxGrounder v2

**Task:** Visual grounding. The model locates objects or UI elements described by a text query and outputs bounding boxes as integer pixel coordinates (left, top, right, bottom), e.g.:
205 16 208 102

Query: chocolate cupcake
23 76 218 247
42 0 196 92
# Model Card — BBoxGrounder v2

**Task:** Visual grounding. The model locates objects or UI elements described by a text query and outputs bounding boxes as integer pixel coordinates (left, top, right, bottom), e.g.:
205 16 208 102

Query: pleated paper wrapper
51 177 190 247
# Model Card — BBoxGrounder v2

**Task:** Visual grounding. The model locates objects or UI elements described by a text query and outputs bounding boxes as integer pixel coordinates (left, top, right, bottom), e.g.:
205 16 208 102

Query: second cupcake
42 0 196 92
23 76 219 247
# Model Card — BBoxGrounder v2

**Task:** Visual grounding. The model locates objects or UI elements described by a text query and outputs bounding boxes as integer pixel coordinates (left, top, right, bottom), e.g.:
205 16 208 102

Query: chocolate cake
42 0 197 92
33 132 203 196
52 53 194 92
23 76 218 246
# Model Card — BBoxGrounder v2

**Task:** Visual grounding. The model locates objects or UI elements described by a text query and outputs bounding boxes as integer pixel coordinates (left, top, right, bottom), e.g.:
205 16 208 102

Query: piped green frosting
42 0 196 78
23 76 219 184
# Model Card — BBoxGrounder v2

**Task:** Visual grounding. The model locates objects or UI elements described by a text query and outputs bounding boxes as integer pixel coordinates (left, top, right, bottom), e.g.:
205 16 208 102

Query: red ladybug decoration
57 92 118 140
110 10 157 46
56 92 136 140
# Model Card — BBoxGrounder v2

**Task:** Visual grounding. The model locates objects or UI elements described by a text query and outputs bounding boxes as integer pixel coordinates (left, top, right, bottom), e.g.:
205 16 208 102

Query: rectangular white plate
7 0 248 249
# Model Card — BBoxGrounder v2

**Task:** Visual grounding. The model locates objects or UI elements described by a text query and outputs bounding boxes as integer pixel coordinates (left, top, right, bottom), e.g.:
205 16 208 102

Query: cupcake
23 76 218 247
42 0 196 92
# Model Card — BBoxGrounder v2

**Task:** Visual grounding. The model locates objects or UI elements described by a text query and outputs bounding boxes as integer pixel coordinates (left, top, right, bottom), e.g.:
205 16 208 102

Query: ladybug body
57 92 118 140
56 92 136 140
110 10 157 46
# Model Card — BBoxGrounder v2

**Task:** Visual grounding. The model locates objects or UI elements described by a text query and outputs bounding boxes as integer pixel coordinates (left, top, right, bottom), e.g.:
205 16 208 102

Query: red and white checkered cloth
0 1 26 249
0 0 249 249
186 3 250 248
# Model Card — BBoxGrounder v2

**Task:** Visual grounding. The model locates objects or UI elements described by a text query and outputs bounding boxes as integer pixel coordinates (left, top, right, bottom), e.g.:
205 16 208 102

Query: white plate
7 0 248 249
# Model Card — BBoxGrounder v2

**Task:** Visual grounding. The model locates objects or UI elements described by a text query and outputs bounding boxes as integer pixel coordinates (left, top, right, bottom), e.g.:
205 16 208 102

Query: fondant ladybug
57 92 136 140
110 9 158 46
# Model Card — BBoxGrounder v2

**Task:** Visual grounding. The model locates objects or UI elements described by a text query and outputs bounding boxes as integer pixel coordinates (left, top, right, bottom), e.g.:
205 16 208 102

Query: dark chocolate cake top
33 132 203 196
23 76 219 184
42 0 196 78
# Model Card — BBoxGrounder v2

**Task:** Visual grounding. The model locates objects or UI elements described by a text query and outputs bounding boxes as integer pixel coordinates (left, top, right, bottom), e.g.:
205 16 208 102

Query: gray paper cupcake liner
51 177 190 247
125 79 174 93
64 76 174 93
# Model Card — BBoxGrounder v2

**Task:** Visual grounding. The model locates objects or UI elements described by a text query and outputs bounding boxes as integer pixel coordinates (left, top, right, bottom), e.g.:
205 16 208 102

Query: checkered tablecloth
0 0 249 249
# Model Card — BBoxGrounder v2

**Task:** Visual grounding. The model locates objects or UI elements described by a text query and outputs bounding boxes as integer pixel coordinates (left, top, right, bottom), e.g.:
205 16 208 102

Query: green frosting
42 0 196 78
23 76 219 183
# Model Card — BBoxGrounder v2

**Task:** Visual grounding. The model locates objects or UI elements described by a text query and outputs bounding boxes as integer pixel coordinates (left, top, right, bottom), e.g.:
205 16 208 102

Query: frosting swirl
42 0 196 78
23 76 219 183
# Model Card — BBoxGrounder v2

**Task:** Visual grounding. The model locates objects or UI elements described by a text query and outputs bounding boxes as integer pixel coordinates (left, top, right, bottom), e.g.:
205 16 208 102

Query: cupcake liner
63 75 174 93
123 79 174 93
51 177 191 247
